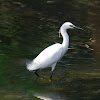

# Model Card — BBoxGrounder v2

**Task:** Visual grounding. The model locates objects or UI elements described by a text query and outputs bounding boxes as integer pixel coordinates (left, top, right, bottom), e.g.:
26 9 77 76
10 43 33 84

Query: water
0 0 100 100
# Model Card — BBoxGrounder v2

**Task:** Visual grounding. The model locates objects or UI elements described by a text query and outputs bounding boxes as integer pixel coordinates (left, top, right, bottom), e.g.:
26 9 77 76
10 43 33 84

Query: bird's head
62 22 84 30
59 22 84 38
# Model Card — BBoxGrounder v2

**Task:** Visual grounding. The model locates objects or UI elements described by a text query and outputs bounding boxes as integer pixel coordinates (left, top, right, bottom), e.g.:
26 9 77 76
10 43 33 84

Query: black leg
35 70 39 77
50 71 53 80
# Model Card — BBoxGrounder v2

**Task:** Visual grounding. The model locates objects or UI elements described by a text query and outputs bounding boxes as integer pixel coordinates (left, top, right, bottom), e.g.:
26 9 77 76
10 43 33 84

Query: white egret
26 22 83 79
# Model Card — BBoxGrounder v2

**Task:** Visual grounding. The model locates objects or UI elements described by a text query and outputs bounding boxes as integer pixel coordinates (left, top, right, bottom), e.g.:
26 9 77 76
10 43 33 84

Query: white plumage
27 22 83 79
27 43 62 71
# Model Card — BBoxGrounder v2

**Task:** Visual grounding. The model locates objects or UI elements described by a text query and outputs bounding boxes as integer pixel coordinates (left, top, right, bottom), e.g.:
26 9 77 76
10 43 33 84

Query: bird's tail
26 60 33 71
26 59 36 71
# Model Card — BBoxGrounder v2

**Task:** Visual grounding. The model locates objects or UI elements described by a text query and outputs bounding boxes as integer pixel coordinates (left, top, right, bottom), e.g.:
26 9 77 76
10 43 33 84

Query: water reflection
34 91 66 100
33 80 67 100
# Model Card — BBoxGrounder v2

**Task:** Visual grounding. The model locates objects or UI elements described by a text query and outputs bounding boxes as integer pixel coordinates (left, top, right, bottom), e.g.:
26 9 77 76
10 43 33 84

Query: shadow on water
0 0 100 100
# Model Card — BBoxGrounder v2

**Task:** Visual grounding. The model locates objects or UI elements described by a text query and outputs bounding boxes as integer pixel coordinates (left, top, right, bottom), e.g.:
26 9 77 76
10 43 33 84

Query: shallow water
0 0 100 100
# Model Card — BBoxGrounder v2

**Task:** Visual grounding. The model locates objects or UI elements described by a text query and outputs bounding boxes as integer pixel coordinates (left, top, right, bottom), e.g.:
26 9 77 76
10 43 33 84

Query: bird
26 22 83 79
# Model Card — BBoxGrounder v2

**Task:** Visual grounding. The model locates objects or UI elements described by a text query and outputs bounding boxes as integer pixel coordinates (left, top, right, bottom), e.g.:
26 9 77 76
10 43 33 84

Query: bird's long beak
75 26 84 30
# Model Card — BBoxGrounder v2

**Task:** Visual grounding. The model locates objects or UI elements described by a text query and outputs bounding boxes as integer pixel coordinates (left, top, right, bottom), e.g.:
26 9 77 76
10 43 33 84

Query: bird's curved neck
61 28 69 53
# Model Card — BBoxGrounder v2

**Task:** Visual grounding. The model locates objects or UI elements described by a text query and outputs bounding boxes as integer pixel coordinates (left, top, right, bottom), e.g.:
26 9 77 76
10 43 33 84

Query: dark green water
0 0 100 100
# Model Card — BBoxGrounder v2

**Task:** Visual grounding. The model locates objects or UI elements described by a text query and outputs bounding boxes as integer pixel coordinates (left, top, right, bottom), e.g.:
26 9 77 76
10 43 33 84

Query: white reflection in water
34 91 67 100
27 74 67 100
29 79 67 100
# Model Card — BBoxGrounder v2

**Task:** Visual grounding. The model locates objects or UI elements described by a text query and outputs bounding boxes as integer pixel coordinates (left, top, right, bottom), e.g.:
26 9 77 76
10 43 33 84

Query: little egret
26 22 83 79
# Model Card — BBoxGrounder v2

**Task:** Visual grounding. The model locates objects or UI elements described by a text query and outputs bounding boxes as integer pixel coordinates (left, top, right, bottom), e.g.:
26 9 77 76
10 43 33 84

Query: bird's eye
70 25 73 27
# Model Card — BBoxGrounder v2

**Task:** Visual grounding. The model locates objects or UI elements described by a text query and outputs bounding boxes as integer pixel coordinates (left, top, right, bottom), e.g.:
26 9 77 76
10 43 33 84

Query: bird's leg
35 70 39 77
50 63 56 80
50 71 53 80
